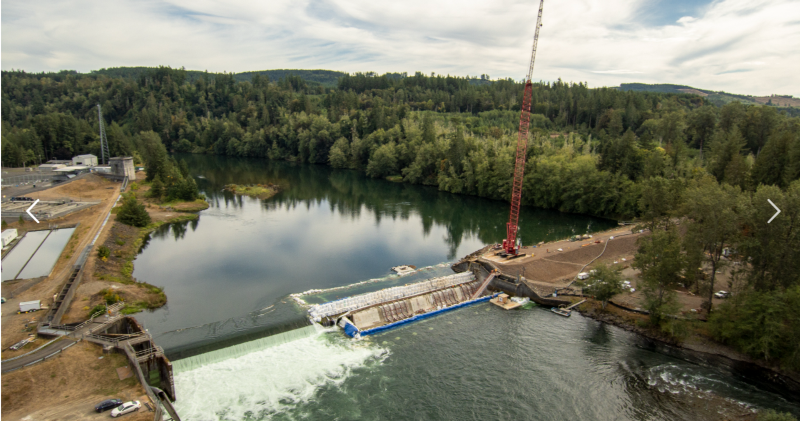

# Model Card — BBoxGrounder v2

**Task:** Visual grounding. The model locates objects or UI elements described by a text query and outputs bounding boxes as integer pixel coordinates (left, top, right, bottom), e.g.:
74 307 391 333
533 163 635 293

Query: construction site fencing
308 272 475 321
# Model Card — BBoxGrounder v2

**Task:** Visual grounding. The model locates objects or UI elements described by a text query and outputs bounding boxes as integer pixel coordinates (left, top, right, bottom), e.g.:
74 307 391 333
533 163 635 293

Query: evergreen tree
117 194 152 227
149 175 164 200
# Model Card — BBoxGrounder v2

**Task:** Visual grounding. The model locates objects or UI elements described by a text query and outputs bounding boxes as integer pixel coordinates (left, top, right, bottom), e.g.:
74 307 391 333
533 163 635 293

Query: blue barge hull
343 293 498 338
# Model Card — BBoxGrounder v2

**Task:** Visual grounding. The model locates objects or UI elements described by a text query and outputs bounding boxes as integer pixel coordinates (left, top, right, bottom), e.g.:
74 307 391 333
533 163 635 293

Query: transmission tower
502 0 545 255
97 104 110 165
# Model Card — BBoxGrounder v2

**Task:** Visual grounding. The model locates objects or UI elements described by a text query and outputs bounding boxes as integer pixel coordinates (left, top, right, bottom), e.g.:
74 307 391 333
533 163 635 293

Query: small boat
551 307 571 317
391 265 416 275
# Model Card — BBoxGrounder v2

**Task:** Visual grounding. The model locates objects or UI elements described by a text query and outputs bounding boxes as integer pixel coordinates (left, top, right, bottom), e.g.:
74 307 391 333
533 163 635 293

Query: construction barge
308 256 576 338
308 272 498 339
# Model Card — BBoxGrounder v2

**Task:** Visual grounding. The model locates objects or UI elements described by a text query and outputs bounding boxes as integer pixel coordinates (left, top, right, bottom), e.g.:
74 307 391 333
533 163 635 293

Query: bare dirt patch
753 96 800 107
36 176 119 201
489 228 646 286
1 341 152 421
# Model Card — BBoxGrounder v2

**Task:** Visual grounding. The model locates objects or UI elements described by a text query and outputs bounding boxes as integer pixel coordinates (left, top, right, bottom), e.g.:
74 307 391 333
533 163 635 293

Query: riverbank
60 201 200 323
575 299 800 393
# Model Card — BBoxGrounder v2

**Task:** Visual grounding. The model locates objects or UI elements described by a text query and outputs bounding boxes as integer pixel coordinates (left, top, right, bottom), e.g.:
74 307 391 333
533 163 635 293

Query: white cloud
1 0 798 96
590 70 644 75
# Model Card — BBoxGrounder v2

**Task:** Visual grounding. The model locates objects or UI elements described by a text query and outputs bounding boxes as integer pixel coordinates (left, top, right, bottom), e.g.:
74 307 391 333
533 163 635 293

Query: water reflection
183 154 615 259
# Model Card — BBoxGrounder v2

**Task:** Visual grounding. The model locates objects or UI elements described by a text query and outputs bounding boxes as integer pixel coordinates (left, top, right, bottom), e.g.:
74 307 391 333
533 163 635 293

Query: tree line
3 66 798 221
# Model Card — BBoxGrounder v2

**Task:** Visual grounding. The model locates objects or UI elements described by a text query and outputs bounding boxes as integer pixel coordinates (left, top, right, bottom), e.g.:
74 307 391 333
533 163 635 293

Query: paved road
1 337 78 373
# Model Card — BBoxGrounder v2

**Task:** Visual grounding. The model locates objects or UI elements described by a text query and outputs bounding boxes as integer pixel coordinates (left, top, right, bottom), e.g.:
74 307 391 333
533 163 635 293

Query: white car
110 401 141 417
714 291 730 299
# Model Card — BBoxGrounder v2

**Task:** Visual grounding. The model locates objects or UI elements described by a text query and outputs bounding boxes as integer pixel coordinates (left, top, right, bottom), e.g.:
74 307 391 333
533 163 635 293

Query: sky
2 0 798 96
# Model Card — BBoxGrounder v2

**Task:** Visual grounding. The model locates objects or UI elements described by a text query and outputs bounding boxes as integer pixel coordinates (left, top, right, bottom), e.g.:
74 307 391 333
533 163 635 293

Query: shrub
130 182 139 191
97 245 111 259
103 290 121 304
116 194 151 227
758 409 797 421
87 304 107 318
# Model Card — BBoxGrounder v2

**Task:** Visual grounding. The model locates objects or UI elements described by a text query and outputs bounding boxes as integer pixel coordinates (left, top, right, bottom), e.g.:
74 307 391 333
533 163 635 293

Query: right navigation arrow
768 199 781 224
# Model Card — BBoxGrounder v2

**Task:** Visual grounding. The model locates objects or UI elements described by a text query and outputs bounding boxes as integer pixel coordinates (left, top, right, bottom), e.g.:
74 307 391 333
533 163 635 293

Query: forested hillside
619 83 800 113
89 67 348 87
3 66 800 369
2 66 799 219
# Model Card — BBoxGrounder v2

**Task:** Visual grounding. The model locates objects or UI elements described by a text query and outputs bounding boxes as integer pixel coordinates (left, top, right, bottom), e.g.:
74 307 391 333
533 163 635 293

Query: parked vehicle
714 291 730 299
2 229 18 247
18 300 41 313
95 399 123 413
110 401 141 417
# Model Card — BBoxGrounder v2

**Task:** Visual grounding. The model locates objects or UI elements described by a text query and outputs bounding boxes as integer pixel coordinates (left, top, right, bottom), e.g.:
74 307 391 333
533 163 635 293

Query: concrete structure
2 229 18 247
38 163 66 172
72 154 98 166
109 157 135 180
2 200 99 223
53 165 90 176
92 166 112 174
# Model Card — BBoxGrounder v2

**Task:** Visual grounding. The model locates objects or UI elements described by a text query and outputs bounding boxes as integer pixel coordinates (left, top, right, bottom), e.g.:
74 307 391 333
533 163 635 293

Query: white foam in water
173 327 387 420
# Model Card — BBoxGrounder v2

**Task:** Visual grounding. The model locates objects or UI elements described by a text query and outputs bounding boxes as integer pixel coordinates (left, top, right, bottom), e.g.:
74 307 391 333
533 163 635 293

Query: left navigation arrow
26 199 40 223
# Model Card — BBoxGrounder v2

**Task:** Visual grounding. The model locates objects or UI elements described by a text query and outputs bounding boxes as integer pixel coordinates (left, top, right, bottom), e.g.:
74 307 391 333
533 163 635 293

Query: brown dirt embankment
1 341 152 421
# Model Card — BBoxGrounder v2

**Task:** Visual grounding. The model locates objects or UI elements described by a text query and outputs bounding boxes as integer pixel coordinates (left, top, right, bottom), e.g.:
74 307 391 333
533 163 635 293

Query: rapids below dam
132 155 799 420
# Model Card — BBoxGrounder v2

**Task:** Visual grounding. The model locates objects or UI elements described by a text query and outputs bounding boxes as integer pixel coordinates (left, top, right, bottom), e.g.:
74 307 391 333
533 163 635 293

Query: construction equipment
502 0 545 255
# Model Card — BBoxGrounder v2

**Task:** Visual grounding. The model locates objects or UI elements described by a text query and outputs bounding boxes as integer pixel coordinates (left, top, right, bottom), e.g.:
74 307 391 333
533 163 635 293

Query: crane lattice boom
503 0 544 255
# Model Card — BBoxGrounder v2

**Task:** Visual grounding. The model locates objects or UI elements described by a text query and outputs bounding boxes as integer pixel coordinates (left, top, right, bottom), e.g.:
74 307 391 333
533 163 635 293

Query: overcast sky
2 0 798 96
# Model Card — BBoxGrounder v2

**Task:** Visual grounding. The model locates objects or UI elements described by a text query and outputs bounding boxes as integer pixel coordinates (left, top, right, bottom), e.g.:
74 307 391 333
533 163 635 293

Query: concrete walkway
1 337 78 373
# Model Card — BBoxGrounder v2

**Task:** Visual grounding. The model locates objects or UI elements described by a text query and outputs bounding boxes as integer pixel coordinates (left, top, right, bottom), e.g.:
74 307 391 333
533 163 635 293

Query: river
133 154 800 420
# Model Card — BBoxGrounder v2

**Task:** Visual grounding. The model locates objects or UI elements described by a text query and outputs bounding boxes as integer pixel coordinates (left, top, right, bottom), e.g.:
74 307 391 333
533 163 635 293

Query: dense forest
2 66 799 370
3 66 799 218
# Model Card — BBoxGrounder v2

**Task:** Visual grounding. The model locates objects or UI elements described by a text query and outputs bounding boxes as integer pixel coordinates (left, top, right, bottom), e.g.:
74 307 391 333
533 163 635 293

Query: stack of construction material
308 272 474 322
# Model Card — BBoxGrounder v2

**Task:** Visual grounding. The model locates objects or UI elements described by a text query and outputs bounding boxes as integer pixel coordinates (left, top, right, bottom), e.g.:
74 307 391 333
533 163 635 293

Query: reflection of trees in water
178 153 616 258
149 219 193 242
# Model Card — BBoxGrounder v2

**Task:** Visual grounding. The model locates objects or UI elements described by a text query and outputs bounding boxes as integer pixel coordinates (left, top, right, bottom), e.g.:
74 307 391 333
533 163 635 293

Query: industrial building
72 154 98 166
38 163 66 172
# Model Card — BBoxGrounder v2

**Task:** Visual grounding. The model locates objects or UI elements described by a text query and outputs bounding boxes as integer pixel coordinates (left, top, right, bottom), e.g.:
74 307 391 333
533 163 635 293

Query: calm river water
133 154 799 420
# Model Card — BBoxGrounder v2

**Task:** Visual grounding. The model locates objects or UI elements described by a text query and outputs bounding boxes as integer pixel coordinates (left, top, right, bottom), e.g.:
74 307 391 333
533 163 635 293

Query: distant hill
90 67 348 87
236 69 348 86
618 83 800 108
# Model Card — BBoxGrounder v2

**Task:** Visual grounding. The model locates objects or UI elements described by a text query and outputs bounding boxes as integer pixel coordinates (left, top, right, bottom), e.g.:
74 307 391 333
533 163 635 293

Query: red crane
502 0 545 255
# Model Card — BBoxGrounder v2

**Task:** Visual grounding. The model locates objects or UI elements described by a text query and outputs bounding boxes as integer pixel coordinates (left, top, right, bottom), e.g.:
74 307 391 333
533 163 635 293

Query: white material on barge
308 272 474 322
309 272 496 338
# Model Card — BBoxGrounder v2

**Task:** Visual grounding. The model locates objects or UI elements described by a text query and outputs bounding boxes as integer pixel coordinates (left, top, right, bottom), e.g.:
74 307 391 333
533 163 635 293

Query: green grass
223 184 279 199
